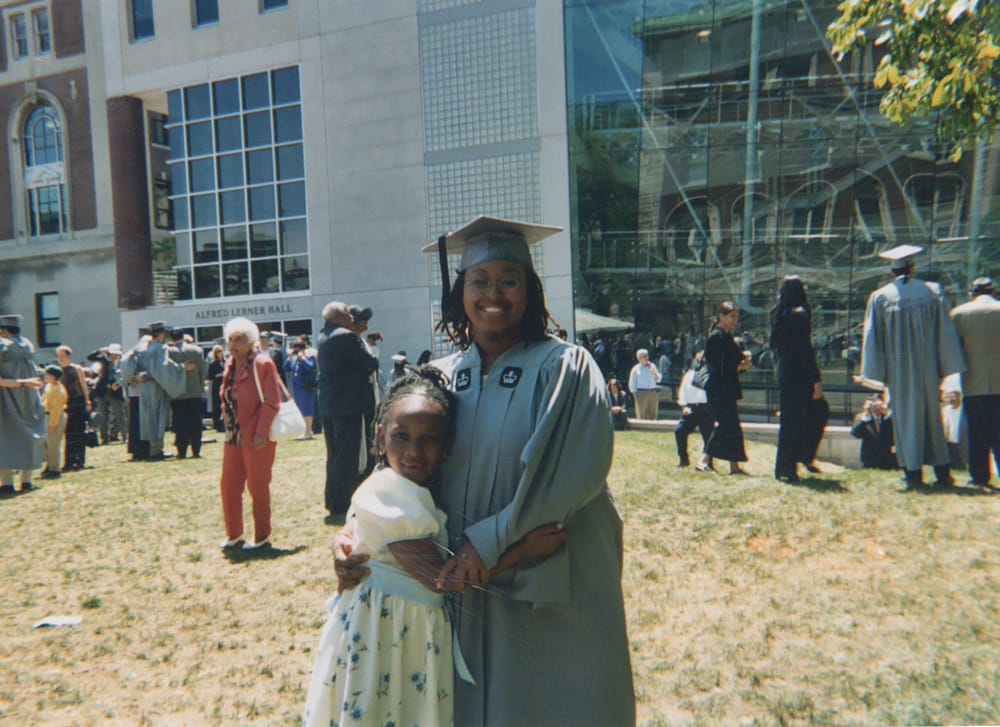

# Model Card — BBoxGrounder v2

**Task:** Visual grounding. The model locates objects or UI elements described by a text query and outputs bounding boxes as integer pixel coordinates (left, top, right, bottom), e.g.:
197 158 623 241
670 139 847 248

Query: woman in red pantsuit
219 317 281 550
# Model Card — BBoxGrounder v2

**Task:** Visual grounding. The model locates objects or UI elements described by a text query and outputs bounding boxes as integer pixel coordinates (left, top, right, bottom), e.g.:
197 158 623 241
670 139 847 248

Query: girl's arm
387 539 445 592
437 523 568 592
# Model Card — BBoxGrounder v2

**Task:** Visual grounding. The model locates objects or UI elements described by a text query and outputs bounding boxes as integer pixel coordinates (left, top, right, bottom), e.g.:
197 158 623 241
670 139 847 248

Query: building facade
1 0 996 407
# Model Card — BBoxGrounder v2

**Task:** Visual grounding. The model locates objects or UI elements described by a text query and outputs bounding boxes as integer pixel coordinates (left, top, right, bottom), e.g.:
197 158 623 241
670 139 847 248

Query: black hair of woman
435 267 554 349
769 276 812 347
371 365 457 497
710 300 738 335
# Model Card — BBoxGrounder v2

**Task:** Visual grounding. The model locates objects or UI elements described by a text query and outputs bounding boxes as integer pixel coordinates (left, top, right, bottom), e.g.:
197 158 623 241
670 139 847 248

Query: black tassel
436 234 451 316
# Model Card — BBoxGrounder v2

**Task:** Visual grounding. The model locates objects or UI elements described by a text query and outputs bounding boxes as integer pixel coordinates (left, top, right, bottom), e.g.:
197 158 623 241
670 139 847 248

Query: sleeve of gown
351 471 443 554
861 292 886 383
933 284 967 377
119 350 137 386
791 311 821 384
463 345 614 578
148 344 187 399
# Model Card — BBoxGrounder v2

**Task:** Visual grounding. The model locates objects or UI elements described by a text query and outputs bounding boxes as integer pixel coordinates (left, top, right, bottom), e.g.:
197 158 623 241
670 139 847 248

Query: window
3 4 51 62
195 0 219 26
149 112 168 147
36 293 60 348
260 0 288 11
132 0 155 41
153 180 172 229
22 105 68 237
166 66 308 301
32 8 50 54
11 14 29 60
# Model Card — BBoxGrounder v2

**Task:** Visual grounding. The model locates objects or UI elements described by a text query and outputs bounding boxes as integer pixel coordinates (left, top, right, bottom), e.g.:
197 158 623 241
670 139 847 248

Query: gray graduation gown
437 338 635 727
861 277 967 470
0 335 44 471
121 339 186 444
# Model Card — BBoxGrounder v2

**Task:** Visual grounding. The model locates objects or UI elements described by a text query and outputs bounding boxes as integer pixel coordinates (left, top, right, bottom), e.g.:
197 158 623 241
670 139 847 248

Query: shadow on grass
223 544 307 564
921 483 999 498
793 477 848 493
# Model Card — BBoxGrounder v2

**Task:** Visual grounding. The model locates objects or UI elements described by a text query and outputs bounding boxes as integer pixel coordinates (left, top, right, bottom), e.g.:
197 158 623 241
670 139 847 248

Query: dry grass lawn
1 432 998 726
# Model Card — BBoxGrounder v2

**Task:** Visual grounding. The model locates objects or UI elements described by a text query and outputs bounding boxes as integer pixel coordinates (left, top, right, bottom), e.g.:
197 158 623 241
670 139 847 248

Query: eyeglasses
466 276 522 295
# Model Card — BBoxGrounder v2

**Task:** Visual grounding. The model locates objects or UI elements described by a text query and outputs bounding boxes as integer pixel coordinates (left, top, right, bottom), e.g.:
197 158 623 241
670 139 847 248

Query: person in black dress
698 302 752 474
208 344 226 432
769 276 826 482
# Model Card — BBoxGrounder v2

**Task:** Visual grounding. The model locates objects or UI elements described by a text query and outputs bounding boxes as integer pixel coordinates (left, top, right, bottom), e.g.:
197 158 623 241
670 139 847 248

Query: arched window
21 104 67 236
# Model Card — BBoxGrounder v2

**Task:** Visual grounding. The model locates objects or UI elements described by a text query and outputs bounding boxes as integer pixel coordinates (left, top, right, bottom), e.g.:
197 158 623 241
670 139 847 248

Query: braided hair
434 267 554 349
372 365 457 477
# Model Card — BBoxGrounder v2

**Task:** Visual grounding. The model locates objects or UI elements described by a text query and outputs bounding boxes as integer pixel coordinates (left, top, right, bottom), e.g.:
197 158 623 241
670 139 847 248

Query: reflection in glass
242 73 270 110
278 182 305 217
167 90 182 123
219 190 246 225
184 85 211 120
221 225 247 260
213 79 240 115
276 144 304 180
215 117 242 152
244 111 272 148
175 268 192 300
252 258 280 294
174 233 192 266
170 162 187 195
564 0 999 422
273 107 302 143
223 261 250 296
172 197 189 229
189 158 215 192
249 186 275 221
191 193 217 228
251 223 278 258
194 264 221 298
247 149 273 184
282 256 309 291
194 229 219 263
280 219 307 254
187 122 213 157
169 124 186 159
271 66 300 105
217 153 244 189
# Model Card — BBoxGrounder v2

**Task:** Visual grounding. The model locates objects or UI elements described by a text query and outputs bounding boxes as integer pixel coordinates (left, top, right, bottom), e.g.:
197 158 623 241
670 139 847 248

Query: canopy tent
574 309 635 333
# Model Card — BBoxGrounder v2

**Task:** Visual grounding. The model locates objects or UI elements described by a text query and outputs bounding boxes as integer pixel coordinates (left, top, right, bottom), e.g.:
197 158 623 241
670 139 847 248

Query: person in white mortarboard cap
333 216 635 726
0 314 45 494
861 244 967 490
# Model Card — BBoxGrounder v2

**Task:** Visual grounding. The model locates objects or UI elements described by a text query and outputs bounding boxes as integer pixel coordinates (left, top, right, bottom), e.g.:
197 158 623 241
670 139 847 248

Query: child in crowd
940 373 966 471
675 352 715 468
303 366 566 727
40 364 68 480
850 393 897 470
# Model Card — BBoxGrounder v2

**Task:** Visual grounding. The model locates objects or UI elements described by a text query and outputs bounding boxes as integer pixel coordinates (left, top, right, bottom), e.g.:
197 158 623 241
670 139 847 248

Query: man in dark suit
317 302 379 516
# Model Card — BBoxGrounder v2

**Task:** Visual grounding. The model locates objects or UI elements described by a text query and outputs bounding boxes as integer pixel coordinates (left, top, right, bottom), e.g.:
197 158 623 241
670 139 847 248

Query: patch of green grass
1 434 999 725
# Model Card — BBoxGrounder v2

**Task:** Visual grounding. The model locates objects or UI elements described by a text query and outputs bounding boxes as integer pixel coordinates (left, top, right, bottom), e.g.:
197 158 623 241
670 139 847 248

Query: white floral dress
303 468 455 727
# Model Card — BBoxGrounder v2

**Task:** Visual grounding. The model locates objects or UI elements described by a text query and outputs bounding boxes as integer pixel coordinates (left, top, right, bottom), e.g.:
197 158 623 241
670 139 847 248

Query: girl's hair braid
372 365 457 468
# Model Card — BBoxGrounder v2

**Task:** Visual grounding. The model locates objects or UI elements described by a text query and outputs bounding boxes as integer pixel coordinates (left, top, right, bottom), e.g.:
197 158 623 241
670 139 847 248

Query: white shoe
220 535 244 549
243 536 271 550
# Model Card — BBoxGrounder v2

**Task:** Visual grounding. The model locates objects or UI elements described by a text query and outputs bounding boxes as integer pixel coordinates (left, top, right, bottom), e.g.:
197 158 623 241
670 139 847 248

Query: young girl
303 366 565 727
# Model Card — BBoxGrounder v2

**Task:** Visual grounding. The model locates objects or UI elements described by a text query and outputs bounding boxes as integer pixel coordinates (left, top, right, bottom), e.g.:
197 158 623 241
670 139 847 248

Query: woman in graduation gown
335 217 635 727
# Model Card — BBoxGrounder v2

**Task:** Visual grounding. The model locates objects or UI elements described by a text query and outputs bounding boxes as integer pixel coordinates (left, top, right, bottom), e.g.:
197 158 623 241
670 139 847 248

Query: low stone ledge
623 418 861 469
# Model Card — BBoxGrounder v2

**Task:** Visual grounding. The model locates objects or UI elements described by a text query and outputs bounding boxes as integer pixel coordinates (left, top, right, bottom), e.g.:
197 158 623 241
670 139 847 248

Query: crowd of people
3 215 999 726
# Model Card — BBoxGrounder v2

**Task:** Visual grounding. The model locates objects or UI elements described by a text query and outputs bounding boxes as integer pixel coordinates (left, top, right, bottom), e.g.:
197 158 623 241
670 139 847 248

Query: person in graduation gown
769 276 825 482
121 321 189 461
0 314 45 493
861 245 967 490
335 216 635 727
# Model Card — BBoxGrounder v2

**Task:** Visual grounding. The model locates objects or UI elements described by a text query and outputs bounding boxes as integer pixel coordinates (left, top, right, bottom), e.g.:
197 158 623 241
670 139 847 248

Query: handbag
691 359 710 390
252 357 306 442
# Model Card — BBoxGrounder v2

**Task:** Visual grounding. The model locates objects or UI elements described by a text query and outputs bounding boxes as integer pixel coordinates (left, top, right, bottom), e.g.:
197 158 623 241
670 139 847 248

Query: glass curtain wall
565 0 1000 420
